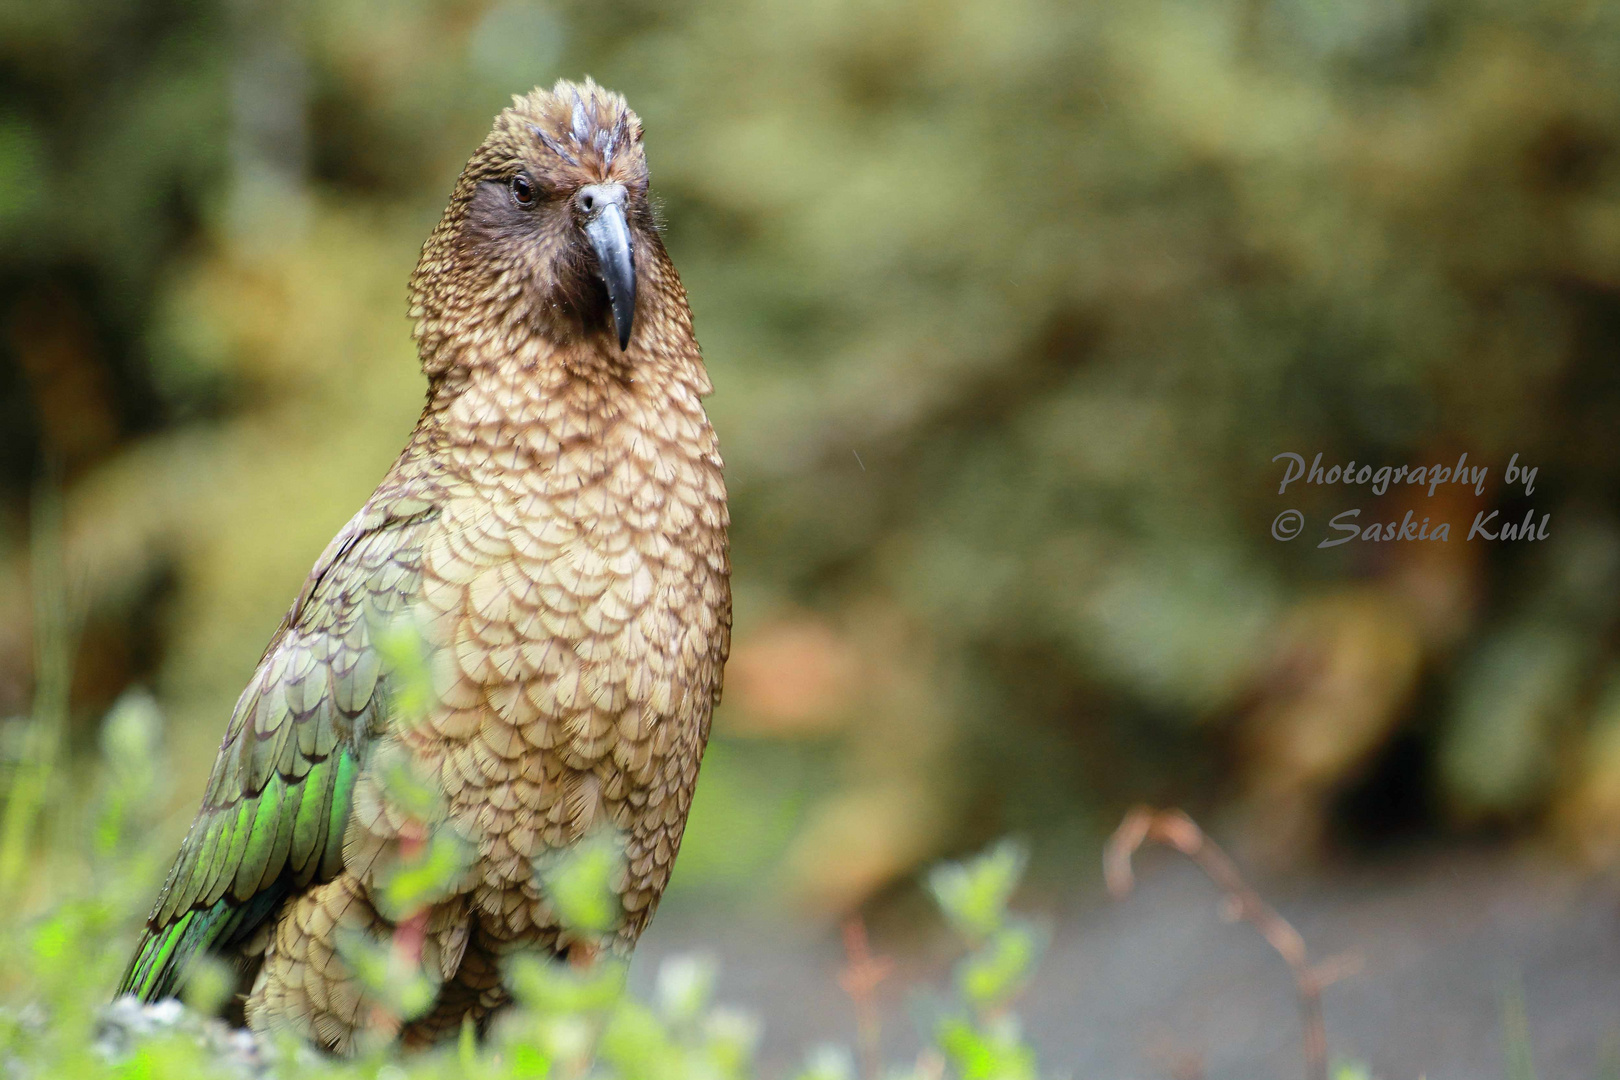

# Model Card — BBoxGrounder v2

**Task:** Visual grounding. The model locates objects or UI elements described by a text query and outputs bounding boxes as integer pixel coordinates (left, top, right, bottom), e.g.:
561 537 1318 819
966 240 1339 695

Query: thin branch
838 916 894 1080
1104 807 1359 1080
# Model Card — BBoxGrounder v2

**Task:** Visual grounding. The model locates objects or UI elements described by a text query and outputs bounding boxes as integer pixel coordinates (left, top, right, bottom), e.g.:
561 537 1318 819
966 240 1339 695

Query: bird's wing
120 492 440 1001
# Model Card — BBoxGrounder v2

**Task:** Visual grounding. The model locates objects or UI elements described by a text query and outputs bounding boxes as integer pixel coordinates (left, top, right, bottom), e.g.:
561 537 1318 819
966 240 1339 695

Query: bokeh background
6 0 1620 1075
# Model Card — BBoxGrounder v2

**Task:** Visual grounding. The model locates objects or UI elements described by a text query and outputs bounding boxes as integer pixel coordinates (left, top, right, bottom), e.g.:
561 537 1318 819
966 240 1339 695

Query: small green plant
924 840 1042 1080
1502 979 1538 1080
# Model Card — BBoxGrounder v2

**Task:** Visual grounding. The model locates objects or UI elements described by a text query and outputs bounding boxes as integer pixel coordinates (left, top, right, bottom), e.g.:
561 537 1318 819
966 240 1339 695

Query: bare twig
838 916 894 1080
1104 807 1360 1080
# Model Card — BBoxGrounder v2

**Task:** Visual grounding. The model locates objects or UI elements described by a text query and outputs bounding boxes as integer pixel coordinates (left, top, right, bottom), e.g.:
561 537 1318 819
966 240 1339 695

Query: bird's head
412 79 662 373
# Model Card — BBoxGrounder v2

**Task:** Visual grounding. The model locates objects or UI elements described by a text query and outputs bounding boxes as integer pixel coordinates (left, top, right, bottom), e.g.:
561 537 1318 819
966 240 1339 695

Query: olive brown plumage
119 79 731 1051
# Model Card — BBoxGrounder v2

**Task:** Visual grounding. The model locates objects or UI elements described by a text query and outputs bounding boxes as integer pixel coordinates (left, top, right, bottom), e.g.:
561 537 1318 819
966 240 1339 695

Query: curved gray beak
580 183 636 351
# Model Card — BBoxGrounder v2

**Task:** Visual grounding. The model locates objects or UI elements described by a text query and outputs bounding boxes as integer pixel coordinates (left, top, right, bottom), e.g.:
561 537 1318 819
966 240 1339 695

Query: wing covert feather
122 493 439 1000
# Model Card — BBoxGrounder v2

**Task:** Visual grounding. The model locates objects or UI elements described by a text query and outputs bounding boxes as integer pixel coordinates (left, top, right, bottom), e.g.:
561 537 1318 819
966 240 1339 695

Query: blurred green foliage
0 682 1058 1078
5 0 1620 921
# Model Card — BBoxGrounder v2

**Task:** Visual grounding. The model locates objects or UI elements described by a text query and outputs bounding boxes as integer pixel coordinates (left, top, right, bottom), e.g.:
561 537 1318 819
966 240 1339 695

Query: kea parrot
119 78 731 1051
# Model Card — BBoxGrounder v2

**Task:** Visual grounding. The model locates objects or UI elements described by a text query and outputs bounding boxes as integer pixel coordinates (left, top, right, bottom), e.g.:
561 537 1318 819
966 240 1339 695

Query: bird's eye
510 174 536 207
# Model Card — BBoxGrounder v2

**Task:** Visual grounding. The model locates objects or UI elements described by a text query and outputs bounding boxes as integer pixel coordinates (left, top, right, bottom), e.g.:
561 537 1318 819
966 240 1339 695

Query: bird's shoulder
143 478 448 933
265 482 445 653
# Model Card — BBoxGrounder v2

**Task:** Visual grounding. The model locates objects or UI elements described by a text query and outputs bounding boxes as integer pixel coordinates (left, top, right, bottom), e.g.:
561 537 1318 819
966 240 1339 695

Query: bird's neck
413 331 718 499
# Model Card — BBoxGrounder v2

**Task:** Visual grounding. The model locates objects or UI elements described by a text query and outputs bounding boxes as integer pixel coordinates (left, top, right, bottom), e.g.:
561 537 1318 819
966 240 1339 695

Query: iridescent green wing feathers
120 494 439 1001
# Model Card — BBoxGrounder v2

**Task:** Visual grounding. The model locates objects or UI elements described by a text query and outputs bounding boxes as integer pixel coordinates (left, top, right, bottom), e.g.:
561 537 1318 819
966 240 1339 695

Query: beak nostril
581 193 595 212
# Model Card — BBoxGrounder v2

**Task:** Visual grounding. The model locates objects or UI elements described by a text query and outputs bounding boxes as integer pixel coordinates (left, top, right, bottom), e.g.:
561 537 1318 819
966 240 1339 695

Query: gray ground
637 848 1620 1080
